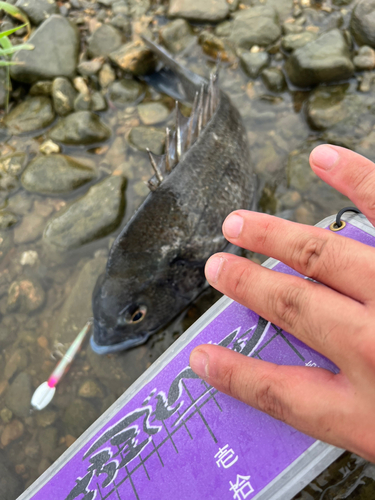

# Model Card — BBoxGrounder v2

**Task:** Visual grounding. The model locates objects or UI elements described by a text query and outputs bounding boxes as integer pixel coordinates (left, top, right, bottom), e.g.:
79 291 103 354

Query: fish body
91 42 257 354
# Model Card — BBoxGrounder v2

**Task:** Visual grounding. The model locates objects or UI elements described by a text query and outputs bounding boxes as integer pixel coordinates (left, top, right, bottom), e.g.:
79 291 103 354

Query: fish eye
118 304 147 325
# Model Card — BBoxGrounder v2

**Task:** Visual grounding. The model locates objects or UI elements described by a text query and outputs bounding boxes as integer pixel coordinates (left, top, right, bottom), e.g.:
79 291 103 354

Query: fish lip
90 334 150 355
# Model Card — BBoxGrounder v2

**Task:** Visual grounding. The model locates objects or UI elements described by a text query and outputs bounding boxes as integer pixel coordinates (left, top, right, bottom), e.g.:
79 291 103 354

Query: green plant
0 2 33 112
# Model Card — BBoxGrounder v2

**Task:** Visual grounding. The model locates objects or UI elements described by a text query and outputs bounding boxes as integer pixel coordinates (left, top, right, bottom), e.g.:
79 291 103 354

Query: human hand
189 145 375 462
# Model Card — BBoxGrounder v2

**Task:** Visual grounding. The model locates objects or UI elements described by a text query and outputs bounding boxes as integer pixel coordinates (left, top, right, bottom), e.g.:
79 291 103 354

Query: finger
310 145 375 226
205 253 366 367
221 210 375 304
189 345 375 461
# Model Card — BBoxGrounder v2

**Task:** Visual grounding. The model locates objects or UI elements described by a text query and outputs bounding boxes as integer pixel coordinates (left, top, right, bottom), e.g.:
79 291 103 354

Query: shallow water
0 0 374 498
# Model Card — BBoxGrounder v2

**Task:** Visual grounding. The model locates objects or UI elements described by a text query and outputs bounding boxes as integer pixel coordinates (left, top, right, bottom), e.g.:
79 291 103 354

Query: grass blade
0 24 27 40
0 43 34 56
0 60 20 66
0 2 30 37
0 36 12 51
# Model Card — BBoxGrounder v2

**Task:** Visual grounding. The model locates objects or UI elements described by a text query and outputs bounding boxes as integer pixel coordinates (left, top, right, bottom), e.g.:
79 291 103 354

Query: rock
138 102 170 125
160 19 195 53
20 250 39 266
0 230 13 264
91 92 107 111
11 15 79 84
265 0 294 19
199 31 233 61
127 0 150 16
108 79 144 106
229 7 281 49
52 256 107 349
0 211 18 229
282 31 318 51
285 29 354 87
306 84 350 130
287 150 317 192
40 139 60 155
0 153 26 176
351 0 375 48
238 49 269 78
4 97 55 134
30 81 53 96
87 24 122 58
128 126 165 154
99 63 116 88
44 176 126 252
0 408 12 424
52 77 77 116
168 0 229 22
0 316 18 348
63 399 97 437
15 0 58 25
354 46 375 71
111 13 131 33
0 456 22 500
14 213 46 244
5 373 32 418
4 349 28 380
74 92 91 111
1 419 24 447
78 58 103 77
38 426 58 458
78 380 104 398
109 41 156 76
0 68 7 109
49 111 111 145
36 410 57 427
21 154 96 195
261 68 286 92
7 278 45 313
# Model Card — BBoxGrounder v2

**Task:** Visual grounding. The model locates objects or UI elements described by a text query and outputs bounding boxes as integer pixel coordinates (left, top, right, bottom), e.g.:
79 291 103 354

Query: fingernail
190 349 209 378
310 145 340 171
205 256 225 284
223 214 243 239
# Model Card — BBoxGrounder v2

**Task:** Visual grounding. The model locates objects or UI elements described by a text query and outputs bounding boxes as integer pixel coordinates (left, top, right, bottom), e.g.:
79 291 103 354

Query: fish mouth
90 319 151 355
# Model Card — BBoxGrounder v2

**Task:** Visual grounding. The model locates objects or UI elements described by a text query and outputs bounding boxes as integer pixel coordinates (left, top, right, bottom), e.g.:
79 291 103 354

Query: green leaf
0 36 12 51
0 60 19 66
0 43 33 56
0 24 28 40
0 2 30 36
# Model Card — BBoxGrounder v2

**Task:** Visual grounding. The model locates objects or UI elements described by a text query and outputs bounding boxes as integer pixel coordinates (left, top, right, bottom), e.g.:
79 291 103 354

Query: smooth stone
0 408 12 424
4 97 55 134
63 399 97 437
78 59 103 76
78 380 104 398
160 19 195 53
0 230 12 264
199 31 233 61
285 29 354 87
168 0 229 22
261 68 286 92
351 0 375 48
0 211 18 229
0 420 24 447
21 154 96 195
40 139 60 154
43 175 126 252
49 111 111 145
128 126 165 154
52 256 107 349
4 349 28 381
87 24 122 58
354 46 375 71
15 0 58 25
0 316 18 348
111 13 131 33
36 410 57 427
14 213 46 244
229 7 281 49
238 50 270 78
74 92 91 111
29 81 53 96
264 0 293 19
109 41 156 76
138 102 170 125
11 15 79 84
282 31 318 51
0 152 26 176
91 92 107 111
127 0 150 17
7 278 45 313
108 79 144 106
99 63 116 88
5 372 32 418
38 426 58 458
0 455 22 500
52 77 77 116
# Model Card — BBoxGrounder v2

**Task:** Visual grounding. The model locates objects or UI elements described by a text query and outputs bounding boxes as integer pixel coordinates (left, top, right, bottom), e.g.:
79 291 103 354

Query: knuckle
293 237 328 277
352 170 375 215
269 283 303 330
254 373 288 422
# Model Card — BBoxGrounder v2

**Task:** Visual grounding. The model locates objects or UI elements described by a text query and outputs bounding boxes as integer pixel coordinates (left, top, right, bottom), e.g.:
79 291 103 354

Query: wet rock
239 50 269 78
0 230 12 264
1 419 24 447
265 0 294 19
0 316 18 348
4 97 55 134
49 111 111 145
7 278 45 314
74 92 92 111
282 31 318 51
78 58 103 77
0 408 12 424
285 29 354 87
44 175 126 252
354 46 375 71
30 81 53 96
5 372 32 418
108 79 145 106
127 0 150 17
111 13 131 33
63 399 97 437
0 211 18 229
199 31 233 61
306 85 350 130
4 349 28 380
40 139 60 155
351 0 375 48
261 68 286 92
15 0 58 25
109 41 156 76
99 63 116 88
25 438 40 458
168 0 229 22
87 24 122 58
78 380 104 399
0 153 26 177
38 426 58 458
91 92 107 111
21 154 96 195
20 250 39 266
160 19 195 53
36 410 57 428
14 213 46 244
138 102 170 125
0 455 22 500
52 77 77 116
287 150 317 192
128 126 165 154
87 348 130 392
229 7 281 49
11 15 79 84
53 256 107 348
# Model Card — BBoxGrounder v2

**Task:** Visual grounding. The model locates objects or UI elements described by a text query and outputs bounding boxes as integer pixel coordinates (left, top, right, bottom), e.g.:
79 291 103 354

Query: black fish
91 40 257 354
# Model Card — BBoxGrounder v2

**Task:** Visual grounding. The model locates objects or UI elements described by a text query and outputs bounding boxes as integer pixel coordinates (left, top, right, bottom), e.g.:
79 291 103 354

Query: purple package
19 212 375 500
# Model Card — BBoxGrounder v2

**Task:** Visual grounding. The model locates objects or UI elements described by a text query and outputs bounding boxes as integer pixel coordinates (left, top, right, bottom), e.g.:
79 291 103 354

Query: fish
90 39 257 354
